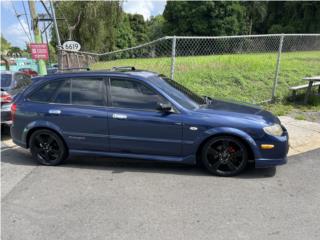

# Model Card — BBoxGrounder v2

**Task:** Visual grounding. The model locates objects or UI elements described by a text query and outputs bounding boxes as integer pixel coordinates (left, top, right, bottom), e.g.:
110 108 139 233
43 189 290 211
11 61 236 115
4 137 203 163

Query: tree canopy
49 1 320 53
0 35 11 54
163 1 246 36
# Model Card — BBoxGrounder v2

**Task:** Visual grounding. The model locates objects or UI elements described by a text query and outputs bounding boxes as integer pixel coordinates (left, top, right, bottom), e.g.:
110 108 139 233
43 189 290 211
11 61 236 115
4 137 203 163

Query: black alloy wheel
30 129 67 165
202 136 248 176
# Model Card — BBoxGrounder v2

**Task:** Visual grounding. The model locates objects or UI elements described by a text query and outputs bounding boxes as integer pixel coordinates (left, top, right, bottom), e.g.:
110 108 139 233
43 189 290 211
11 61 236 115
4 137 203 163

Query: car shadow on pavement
62 157 276 179
1 126 11 141
1 143 276 179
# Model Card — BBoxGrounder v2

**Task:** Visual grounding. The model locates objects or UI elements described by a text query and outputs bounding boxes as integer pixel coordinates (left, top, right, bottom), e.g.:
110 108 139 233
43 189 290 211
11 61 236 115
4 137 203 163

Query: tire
29 129 68 166
201 136 248 177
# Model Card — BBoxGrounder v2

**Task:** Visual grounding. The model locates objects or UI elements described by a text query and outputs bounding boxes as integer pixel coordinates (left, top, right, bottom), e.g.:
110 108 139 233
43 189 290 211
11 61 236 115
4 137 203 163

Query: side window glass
110 78 167 110
28 81 62 103
53 79 71 104
71 78 105 106
16 74 31 89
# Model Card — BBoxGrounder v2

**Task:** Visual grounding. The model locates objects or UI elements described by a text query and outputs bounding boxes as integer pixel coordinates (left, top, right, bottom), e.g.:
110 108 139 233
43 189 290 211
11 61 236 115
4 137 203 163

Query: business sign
62 41 81 51
30 43 49 60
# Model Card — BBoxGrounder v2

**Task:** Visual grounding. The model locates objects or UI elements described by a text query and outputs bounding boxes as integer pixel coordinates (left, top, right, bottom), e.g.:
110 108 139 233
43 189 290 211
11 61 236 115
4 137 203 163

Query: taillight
11 103 17 122
1 92 12 104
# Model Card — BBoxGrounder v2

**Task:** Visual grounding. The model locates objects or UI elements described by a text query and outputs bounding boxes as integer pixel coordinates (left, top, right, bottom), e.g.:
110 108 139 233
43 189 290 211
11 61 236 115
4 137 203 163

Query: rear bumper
1 105 12 125
255 157 287 168
12 138 27 148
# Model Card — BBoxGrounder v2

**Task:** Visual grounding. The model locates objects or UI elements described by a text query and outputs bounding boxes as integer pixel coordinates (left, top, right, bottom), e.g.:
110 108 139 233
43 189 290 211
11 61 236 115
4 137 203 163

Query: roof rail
111 66 135 71
59 67 91 72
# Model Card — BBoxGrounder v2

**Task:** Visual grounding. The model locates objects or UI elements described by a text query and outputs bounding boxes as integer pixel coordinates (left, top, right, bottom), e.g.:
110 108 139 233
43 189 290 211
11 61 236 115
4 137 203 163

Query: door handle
48 109 61 115
112 113 127 120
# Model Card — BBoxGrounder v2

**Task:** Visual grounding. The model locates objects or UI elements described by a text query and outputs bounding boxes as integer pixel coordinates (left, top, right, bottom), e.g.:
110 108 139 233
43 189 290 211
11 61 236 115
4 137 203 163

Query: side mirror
157 103 173 113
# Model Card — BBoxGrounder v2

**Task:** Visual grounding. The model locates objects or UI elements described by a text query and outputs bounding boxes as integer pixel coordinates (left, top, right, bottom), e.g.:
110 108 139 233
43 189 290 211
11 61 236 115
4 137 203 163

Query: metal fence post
271 34 284 102
170 36 176 80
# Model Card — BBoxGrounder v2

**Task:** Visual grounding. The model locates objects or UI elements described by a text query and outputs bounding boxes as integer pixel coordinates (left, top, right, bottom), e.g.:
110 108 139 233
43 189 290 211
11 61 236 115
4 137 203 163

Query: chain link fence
60 34 320 103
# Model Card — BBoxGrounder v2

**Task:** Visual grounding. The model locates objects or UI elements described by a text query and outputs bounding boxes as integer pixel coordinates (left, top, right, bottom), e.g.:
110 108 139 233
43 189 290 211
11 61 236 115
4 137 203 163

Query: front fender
22 120 64 147
194 127 261 160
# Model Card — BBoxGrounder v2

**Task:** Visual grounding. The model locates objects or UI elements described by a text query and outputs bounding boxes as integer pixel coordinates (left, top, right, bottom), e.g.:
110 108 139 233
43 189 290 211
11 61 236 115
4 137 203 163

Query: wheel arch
23 121 67 149
196 129 259 163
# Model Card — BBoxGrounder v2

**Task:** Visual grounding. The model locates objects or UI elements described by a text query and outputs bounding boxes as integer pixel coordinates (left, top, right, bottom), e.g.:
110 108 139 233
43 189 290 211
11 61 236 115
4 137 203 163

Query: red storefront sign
30 43 49 60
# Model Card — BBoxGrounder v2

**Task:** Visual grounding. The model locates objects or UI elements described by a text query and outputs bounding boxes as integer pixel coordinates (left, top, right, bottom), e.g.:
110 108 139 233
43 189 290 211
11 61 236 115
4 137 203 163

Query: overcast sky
0 0 167 49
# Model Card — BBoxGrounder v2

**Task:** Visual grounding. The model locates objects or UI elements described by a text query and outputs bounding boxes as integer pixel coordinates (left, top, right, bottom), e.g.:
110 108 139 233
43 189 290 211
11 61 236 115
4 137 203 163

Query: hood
195 99 279 125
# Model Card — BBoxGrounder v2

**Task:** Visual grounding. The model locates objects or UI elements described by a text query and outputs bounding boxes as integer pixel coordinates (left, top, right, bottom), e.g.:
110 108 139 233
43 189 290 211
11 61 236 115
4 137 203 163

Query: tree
51 1 122 52
242 1 267 34
7 46 22 57
0 35 11 55
264 1 320 33
128 14 149 44
163 1 247 36
147 15 165 40
116 14 136 49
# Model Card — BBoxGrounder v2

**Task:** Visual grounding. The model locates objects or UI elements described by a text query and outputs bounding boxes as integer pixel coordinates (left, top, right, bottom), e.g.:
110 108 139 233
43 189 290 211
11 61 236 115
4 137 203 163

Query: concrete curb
279 116 320 156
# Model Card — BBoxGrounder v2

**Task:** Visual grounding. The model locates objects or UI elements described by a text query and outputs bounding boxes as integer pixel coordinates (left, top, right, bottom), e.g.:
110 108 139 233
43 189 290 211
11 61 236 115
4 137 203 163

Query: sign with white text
30 43 49 60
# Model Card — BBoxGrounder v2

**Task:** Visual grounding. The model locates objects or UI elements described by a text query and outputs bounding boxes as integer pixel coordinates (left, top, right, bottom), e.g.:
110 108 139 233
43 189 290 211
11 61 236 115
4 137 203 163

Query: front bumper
255 157 287 168
254 128 289 168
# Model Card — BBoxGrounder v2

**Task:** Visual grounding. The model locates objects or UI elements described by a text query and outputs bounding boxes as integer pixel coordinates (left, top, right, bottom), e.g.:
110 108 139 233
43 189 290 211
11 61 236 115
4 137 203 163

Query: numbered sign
62 41 81 51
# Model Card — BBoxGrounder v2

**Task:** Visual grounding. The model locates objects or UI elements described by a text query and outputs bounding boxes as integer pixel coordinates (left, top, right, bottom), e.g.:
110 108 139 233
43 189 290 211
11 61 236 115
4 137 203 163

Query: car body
11 69 288 176
18 68 38 77
1 71 32 126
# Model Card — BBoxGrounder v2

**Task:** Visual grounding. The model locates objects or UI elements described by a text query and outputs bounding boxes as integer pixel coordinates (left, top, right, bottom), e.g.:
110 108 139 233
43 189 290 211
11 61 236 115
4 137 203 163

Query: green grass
92 51 320 115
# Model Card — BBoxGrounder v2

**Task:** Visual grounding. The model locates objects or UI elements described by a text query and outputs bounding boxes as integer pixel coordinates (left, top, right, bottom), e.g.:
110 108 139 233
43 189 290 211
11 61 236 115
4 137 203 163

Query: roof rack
58 67 91 72
111 66 135 71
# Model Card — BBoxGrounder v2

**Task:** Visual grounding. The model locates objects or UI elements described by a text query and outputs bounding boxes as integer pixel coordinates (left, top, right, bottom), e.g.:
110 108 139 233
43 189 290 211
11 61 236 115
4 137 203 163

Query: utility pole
43 21 51 65
28 0 47 75
49 0 62 70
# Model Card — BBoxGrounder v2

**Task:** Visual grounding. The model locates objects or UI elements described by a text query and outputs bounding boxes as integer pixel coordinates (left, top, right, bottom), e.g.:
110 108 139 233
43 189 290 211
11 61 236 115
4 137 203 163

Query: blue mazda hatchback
11 68 288 176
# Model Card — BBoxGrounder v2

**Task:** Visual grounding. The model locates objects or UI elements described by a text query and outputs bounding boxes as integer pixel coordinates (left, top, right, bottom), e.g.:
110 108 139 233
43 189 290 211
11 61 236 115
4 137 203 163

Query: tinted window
110 78 167 110
155 76 205 110
29 81 62 102
1 74 12 88
15 73 31 89
53 80 70 104
71 78 105 106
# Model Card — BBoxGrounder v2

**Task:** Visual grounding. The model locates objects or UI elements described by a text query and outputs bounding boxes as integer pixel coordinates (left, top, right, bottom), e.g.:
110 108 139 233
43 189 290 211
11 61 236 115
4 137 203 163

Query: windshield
1 74 12 89
156 75 206 110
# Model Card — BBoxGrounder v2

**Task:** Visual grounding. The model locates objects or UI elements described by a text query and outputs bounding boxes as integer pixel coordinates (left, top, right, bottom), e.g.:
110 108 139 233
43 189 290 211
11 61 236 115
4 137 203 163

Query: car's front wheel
201 136 248 176
30 129 67 166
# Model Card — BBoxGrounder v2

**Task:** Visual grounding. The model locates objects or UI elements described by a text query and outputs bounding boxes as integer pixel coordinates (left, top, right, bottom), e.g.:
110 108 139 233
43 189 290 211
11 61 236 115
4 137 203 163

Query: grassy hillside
92 51 320 113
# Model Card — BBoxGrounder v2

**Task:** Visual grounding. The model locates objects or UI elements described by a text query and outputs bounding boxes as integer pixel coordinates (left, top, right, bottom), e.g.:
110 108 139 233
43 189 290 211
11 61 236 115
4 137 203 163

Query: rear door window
28 81 62 103
71 78 105 106
29 78 106 106
53 79 71 104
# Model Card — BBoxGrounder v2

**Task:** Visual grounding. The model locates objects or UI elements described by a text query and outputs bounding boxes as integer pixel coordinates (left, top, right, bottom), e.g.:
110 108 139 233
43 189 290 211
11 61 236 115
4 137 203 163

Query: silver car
1 71 32 126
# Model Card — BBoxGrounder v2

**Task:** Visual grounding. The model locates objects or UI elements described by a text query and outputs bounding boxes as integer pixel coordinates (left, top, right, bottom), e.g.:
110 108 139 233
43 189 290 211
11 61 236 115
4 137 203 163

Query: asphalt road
1 127 320 240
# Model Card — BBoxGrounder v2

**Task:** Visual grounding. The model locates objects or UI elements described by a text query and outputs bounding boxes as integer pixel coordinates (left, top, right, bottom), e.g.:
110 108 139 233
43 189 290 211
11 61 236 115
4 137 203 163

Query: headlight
263 124 283 136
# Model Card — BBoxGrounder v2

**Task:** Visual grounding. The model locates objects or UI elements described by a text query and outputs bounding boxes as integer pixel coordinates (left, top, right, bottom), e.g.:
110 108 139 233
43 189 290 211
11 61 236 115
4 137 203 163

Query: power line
22 0 33 42
11 1 32 43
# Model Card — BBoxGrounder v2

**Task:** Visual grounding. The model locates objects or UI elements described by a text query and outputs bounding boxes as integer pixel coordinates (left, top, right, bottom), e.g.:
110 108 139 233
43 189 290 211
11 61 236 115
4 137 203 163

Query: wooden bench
289 82 320 99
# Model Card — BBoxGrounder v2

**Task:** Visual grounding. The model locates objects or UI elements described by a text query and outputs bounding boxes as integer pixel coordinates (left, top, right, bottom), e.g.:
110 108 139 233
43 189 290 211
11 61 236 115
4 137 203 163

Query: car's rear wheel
29 129 67 166
201 136 248 176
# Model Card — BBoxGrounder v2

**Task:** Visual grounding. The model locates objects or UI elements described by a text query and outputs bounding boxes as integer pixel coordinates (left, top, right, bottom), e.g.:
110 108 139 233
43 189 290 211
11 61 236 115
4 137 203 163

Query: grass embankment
92 51 320 116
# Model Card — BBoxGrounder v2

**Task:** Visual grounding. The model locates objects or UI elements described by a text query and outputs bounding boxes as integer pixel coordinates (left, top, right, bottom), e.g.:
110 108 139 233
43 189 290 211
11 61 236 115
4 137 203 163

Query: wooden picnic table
304 76 320 104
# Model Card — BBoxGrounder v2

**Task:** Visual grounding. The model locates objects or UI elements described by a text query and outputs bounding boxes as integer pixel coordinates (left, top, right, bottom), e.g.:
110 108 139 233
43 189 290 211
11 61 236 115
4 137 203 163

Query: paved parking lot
1 126 320 240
